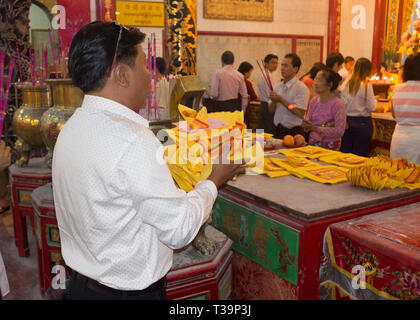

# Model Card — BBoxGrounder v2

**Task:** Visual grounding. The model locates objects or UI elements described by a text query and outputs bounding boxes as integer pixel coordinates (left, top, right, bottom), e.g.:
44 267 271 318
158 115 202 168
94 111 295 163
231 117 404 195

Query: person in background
302 68 346 150
238 61 258 102
326 52 345 73
340 57 377 156
300 62 326 99
376 62 391 80
238 61 258 126
0 141 11 214
258 53 278 134
338 56 355 82
269 53 310 139
210 51 248 112
53 21 244 300
390 54 420 163
0 140 11 299
155 57 170 120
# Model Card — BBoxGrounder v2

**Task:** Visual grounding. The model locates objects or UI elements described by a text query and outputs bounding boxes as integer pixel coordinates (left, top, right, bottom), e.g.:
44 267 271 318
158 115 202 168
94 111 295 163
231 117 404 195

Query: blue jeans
340 116 373 156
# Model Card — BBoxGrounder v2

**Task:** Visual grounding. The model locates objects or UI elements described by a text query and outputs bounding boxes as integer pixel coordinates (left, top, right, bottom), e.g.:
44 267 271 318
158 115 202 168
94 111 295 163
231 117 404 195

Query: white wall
197 0 330 60
339 0 376 61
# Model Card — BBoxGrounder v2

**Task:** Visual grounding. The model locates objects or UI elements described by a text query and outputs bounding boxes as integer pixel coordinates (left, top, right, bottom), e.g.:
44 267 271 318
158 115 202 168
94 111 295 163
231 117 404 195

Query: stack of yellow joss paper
347 155 420 191
164 105 264 191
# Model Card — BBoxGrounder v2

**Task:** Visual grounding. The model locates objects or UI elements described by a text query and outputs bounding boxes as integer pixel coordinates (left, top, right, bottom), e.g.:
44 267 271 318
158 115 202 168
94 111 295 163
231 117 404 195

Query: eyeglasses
108 21 129 77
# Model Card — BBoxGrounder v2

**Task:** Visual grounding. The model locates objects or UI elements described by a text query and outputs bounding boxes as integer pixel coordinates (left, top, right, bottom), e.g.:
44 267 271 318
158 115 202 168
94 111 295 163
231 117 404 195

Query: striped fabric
392 81 420 126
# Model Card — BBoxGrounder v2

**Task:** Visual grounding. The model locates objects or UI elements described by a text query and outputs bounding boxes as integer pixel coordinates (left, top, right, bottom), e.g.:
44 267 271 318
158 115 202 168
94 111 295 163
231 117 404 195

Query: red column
371 0 387 72
327 0 341 56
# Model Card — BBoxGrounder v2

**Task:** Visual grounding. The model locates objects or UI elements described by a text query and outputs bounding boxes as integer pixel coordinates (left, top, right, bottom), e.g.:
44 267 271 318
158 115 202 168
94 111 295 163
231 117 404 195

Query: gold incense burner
40 79 84 168
12 83 51 167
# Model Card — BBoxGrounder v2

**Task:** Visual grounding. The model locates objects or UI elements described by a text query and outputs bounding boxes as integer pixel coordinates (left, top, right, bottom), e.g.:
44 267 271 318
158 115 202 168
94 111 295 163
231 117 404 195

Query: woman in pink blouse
302 68 347 150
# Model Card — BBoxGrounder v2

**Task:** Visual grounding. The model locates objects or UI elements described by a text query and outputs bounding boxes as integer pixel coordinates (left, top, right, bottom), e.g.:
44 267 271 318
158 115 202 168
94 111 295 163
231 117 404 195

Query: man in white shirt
269 53 310 139
338 56 355 83
53 21 243 300
257 54 278 134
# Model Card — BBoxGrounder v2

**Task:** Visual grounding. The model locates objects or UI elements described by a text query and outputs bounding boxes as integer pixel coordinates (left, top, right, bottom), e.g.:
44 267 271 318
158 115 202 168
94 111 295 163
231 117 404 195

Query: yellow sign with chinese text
116 1 164 27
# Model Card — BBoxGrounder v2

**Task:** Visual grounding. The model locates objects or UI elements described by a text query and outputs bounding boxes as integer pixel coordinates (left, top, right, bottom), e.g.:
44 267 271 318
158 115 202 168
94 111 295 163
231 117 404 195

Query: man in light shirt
269 53 310 139
338 56 355 83
53 21 243 300
210 51 248 112
257 54 278 134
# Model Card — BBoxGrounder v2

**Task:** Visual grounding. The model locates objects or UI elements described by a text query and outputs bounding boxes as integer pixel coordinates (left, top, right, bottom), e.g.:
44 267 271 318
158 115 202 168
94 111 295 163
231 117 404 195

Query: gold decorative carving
165 0 197 75
203 0 273 22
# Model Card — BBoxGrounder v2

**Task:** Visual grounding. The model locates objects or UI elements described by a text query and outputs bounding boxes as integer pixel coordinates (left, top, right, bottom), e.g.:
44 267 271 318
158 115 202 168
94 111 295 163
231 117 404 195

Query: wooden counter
211 152 420 300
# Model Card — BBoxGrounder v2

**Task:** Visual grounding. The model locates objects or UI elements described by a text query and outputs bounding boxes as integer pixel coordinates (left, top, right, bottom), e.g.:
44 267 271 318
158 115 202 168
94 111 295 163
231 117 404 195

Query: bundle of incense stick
147 38 152 118
0 50 4 108
153 33 158 119
43 47 49 80
48 28 58 79
256 60 273 91
0 57 15 139
15 43 23 83
29 48 36 86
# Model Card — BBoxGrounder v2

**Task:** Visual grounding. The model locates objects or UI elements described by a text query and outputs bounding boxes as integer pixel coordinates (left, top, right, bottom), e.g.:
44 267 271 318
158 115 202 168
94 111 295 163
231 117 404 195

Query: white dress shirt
52 95 217 290
273 77 310 128
340 80 377 117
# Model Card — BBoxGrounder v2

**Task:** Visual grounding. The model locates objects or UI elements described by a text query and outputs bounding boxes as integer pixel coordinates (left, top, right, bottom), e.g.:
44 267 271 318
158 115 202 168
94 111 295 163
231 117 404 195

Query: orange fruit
294 134 306 147
283 135 295 147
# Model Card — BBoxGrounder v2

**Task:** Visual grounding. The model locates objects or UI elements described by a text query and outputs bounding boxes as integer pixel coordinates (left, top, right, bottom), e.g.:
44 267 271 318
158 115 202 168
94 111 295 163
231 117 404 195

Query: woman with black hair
238 61 258 102
301 68 346 150
300 62 326 99
238 61 258 125
340 58 377 156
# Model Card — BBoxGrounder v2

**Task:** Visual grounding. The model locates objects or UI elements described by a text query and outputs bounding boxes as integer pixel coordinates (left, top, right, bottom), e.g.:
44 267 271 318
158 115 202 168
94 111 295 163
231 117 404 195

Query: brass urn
41 79 84 168
12 83 51 167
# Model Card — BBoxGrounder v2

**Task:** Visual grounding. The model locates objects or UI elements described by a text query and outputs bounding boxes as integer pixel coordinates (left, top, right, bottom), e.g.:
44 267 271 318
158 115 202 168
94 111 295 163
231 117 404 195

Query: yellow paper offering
280 146 338 159
319 153 367 168
347 155 420 191
294 166 349 184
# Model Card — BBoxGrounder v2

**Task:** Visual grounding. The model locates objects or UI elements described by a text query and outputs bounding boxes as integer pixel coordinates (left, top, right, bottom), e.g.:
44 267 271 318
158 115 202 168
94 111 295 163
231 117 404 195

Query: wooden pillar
164 0 197 75
327 0 342 55
371 0 387 71
95 0 115 22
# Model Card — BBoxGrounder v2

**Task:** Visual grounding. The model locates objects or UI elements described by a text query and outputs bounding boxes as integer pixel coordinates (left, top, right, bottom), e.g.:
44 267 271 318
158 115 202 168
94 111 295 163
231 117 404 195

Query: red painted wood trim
327 0 339 55
371 0 387 72
292 38 297 54
96 0 116 22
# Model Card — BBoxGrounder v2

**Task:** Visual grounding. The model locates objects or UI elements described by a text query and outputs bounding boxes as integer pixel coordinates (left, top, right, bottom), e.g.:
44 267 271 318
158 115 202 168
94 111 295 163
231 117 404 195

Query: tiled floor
0 209 45 300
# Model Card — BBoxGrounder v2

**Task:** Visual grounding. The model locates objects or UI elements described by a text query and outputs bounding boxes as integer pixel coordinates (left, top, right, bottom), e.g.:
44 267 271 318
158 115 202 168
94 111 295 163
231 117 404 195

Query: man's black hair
284 53 302 73
326 52 345 69
402 53 420 82
155 57 166 75
344 56 355 64
68 21 146 93
238 61 253 75
221 51 234 65
264 54 278 64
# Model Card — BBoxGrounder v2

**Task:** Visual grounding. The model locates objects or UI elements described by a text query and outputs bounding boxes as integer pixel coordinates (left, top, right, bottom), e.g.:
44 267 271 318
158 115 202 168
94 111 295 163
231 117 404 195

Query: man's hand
269 92 282 102
208 162 246 189
0 141 11 171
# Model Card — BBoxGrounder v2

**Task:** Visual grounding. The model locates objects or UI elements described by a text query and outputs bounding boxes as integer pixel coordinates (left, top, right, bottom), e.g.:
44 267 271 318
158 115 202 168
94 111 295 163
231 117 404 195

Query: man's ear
113 64 131 88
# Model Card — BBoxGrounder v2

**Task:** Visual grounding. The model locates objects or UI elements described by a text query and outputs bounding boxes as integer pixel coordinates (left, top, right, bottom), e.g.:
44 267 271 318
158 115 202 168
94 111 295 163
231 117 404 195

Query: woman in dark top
238 61 258 125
